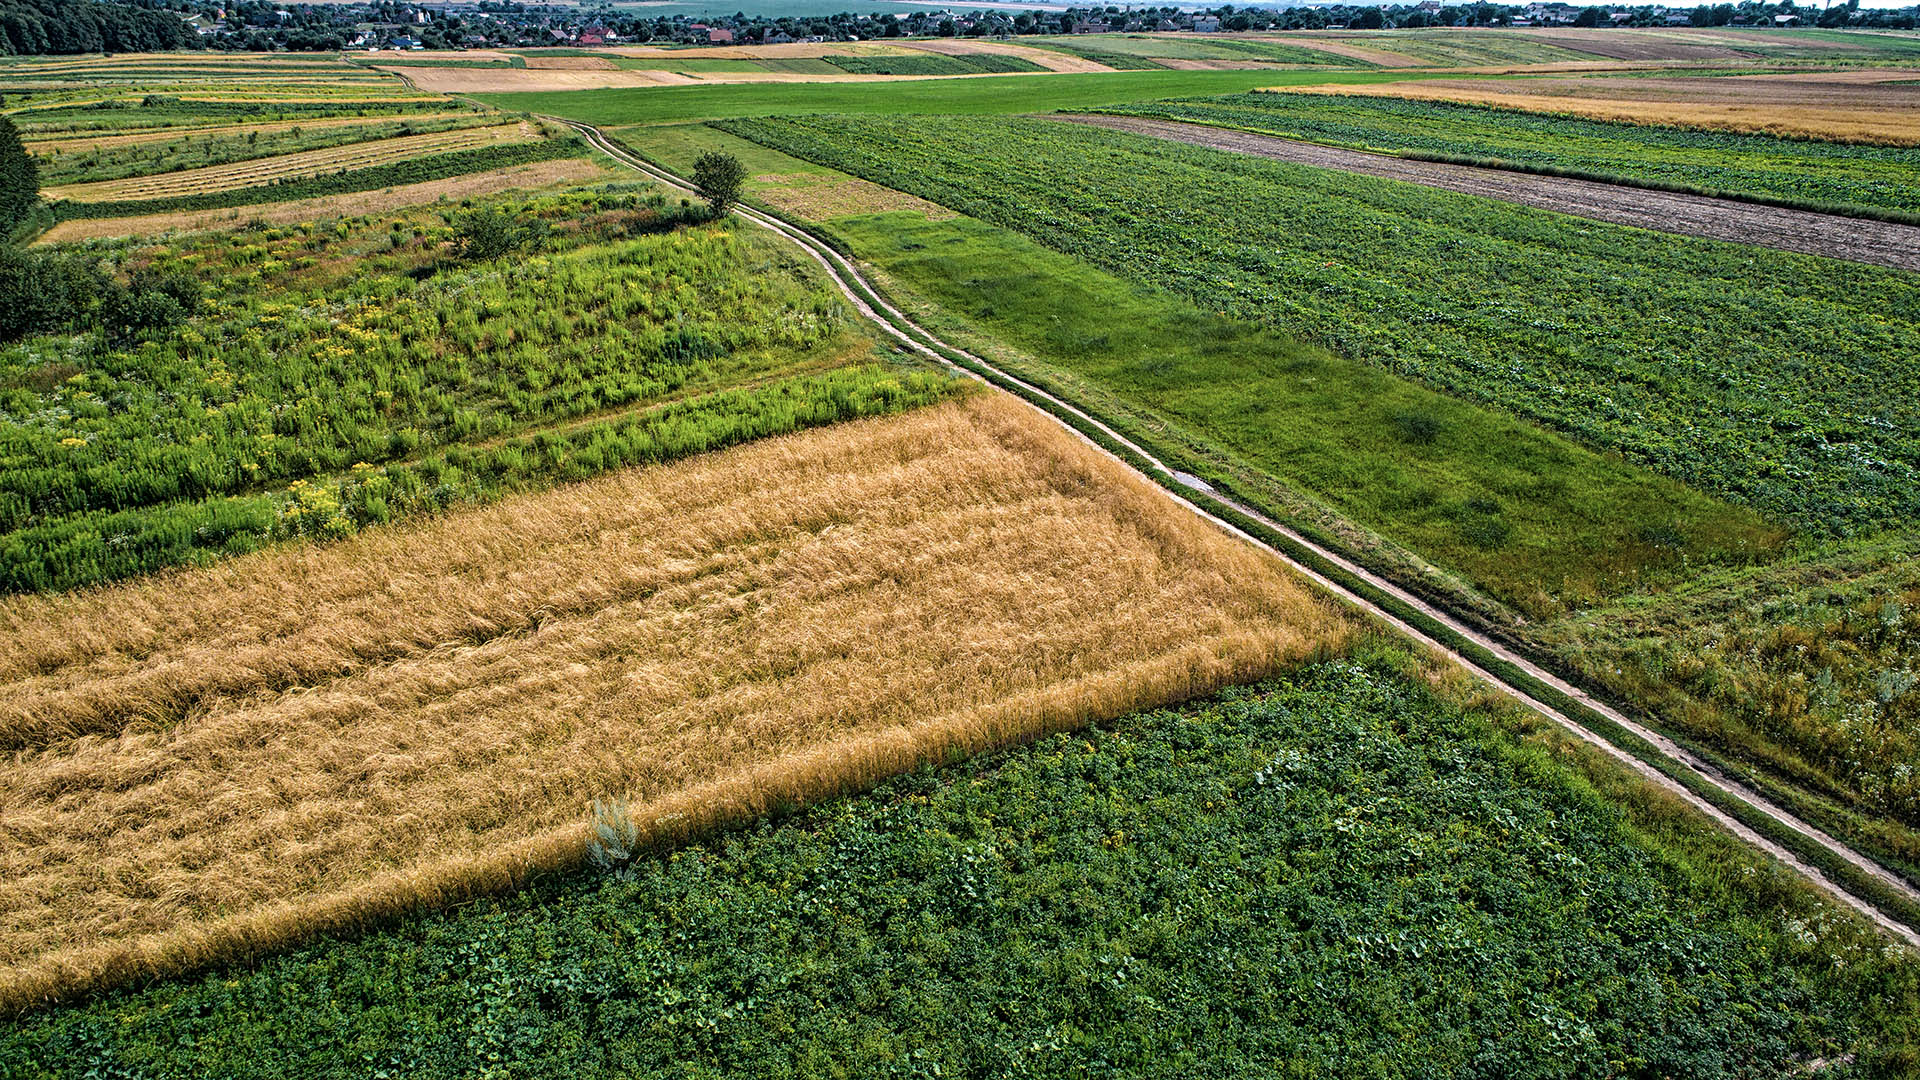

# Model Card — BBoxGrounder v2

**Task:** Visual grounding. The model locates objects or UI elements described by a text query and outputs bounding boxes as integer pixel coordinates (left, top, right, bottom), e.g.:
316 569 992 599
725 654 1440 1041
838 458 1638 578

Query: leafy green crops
5 659 1913 1076
0 191 958 591
822 52 1045 76
1104 93 1920 218
722 114 1920 536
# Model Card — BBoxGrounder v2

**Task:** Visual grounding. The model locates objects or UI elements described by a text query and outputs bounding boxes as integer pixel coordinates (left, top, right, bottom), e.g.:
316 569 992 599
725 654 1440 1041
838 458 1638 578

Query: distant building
1192 14 1221 31
707 27 733 42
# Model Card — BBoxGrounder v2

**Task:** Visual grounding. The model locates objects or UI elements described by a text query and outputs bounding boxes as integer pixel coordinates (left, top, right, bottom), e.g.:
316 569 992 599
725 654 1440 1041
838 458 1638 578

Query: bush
692 151 747 215
0 114 38 236
0 247 103 341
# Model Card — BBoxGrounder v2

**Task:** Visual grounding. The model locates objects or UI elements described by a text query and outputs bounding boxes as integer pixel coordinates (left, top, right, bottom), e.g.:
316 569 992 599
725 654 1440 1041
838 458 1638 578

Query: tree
0 114 36 238
692 152 747 216
454 206 523 260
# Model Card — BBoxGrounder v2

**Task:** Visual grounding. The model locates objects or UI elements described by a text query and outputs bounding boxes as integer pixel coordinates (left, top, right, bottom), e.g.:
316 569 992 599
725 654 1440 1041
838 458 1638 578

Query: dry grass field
44 121 542 202
0 394 1348 1011
34 157 607 241
1284 68 1920 143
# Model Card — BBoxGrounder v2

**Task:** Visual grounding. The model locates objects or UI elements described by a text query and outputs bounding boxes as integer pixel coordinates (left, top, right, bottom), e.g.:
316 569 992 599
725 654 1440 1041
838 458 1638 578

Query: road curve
1057 113 1920 272
552 116 1920 947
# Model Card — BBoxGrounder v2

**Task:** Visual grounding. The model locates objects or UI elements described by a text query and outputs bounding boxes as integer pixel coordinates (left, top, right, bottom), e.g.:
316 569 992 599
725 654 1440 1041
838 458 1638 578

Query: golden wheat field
0 393 1350 1011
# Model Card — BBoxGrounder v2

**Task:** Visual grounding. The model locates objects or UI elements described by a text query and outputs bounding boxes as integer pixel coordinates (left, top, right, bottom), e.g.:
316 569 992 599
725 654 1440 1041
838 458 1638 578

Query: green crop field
823 52 1047 75
472 68 1430 125
0 188 953 592
721 114 1920 542
8 653 1915 1077
1106 92 1920 219
1026 33 1352 66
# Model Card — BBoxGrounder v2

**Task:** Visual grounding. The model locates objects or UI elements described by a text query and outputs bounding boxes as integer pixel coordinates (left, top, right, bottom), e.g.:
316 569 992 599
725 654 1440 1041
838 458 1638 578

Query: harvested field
21 112 483 155
523 55 619 70
1250 35 1425 67
35 158 606 242
0 393 1344 1012
45 122 541 202
1519 28 1761 61
1287 70 1920 144
1063 113 1920 270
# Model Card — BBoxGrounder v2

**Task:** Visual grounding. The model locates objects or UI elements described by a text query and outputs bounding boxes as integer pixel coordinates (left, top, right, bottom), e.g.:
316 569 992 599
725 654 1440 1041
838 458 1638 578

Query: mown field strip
0 394 1341 1011
562 118 1920 946
1059 113 1920 270
23 111 486 154
45 122 540 202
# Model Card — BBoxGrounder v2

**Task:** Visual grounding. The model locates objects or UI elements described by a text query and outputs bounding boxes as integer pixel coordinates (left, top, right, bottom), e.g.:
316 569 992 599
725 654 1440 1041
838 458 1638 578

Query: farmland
6 23 1920 1076
1104 92 1920 218
0 393 1341 1012
719 114 1920 541
7 655 1917 1075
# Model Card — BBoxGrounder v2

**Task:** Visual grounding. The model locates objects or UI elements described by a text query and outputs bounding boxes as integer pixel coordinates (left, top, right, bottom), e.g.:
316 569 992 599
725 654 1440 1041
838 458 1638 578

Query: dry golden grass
23 112 482 155
45 121 541 202
1283 71 1920 144
752 172 958 221
34 158 608 242
0 394 1349 1013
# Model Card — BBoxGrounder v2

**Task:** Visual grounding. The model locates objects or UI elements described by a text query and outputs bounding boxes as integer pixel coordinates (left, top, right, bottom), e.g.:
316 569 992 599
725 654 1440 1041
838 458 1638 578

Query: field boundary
555 115 1920 947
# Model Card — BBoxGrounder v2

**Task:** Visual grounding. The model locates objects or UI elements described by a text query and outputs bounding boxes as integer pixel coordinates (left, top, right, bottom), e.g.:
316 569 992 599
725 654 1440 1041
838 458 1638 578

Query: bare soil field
44 121 540 202
0 393 1342 1011
1064 113 1920 270
1283 69 1920 143
35 158 606 241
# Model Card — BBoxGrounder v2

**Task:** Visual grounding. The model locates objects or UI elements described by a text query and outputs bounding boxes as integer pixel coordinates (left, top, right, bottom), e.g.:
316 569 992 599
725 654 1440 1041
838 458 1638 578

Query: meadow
720 114 1920 542
0 393 1341 1013
1108 92 1920 218
0 187 929 591
5 655 1915 1075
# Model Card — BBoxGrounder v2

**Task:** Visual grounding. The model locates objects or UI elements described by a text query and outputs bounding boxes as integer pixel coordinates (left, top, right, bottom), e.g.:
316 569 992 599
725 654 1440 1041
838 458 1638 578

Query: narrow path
1058 113 1920 272
554 116 1920 946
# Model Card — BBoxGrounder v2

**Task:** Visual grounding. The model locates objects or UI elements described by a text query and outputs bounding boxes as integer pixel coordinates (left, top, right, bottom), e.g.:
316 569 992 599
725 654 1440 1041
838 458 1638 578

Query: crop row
30 112 503 186
1105 92 1920 217
50 136 583 218
49 121 538 201
721 114 1920 537
10 97 455 136
821 52 1046 76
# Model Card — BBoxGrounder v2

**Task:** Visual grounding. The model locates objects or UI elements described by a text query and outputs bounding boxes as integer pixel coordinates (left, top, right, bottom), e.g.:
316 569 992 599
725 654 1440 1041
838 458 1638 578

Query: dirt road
1058 113 1920 272
559 117 1920 946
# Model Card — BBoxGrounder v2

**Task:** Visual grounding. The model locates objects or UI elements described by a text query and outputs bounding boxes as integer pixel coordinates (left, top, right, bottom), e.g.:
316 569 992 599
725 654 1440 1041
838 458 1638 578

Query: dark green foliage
5 660 1914 1075
453 206 526 261
52 138 585 219
0 0 196 55
722 114 1920 537
822 52 1045 75
0 114 36 235
0 246 101 340
691 149 747 213
96 265 200 344
1106 93 1920 220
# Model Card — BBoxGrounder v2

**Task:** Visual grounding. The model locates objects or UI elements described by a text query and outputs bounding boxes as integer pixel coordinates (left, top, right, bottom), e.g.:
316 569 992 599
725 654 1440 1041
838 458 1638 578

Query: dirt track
1060 113 1920 272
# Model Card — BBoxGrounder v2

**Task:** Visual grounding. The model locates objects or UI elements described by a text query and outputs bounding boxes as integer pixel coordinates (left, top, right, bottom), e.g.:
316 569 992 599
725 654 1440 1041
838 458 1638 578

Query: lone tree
692 152 747 217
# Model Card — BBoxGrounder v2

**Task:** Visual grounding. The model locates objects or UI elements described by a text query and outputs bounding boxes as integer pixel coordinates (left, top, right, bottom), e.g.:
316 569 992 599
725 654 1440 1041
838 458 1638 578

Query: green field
9 653 1914 1077
1026 33 1353 66
1103 92 1920 218
823 51 1047 76
474 68 1430 124
0 188 955 592
721 114 1920 542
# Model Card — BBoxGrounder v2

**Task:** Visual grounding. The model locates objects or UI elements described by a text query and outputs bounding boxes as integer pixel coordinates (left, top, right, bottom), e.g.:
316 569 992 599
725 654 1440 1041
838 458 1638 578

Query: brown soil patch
36 158 606 242
1064 113 1920 270
0 393 1342 1011
1280 72 1920 144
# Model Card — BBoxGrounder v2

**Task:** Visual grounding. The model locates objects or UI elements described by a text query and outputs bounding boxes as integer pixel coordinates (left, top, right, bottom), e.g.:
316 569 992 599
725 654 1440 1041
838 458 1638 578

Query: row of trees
0 0 199 55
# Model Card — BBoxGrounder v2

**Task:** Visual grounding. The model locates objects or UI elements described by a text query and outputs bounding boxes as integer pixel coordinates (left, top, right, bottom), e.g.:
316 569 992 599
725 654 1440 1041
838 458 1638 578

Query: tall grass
0 394 1352 1013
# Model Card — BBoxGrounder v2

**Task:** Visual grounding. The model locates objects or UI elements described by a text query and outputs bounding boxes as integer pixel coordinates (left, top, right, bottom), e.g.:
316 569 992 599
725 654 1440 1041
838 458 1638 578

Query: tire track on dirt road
555 116 1920 947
